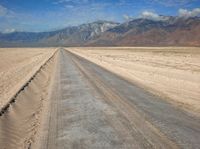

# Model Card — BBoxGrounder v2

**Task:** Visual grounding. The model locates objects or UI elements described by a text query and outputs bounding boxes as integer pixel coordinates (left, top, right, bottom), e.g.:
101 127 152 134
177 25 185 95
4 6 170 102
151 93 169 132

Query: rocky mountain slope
88 17 200 46
0 17 200 47
0 21 119 47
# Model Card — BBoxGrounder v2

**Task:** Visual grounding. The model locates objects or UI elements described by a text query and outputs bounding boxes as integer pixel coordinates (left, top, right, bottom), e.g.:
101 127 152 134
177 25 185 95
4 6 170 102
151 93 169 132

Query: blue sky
0 0 200 32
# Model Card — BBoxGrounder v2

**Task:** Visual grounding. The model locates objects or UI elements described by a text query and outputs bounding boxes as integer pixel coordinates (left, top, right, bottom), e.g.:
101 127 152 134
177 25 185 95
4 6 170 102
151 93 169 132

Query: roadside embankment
0 48 58 149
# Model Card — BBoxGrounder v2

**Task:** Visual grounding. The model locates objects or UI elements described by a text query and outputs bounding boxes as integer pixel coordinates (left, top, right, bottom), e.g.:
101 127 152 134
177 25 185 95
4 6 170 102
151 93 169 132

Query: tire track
70 51 179 149
67 49 200 149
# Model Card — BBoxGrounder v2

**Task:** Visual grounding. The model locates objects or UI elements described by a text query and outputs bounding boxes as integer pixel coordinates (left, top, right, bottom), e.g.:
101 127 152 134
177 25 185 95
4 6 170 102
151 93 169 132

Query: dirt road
69 47 200 115
1 48 200 149
38 49 200 149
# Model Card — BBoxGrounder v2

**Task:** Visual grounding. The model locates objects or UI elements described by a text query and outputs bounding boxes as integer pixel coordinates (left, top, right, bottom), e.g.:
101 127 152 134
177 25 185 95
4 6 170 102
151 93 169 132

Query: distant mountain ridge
88 16 200 46
0 21 119 47
0 17 200 47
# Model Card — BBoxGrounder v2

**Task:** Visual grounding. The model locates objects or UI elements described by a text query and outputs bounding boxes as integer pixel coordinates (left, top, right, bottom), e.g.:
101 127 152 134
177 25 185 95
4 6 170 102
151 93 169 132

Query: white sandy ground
0 49 58 149
69 47 200 116
0 48 56 109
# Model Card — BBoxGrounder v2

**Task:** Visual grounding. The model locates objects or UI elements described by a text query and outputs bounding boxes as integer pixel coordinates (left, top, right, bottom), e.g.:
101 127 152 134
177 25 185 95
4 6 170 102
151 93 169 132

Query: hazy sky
0 0 200 32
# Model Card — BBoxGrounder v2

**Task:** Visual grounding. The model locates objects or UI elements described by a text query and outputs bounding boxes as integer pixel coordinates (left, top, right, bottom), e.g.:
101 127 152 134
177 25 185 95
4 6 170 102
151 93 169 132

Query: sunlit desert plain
70 47 200 115
0 47 200 149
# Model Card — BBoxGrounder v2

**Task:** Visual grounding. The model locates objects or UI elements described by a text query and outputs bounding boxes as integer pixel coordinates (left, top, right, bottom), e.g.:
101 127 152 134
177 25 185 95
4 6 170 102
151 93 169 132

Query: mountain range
0 16 200 47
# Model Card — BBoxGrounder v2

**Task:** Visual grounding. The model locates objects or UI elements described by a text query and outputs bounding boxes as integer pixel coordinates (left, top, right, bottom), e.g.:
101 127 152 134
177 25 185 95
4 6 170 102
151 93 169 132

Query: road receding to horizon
0 48 200 149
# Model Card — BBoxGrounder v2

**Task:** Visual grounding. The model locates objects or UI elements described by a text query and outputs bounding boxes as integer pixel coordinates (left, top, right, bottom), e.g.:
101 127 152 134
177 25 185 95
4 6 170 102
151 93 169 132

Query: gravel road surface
40 49 200 149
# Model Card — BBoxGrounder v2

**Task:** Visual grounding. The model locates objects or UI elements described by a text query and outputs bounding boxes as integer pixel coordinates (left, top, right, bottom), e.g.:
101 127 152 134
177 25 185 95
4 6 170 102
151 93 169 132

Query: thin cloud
2 28 16 33
0 5 8 17
152 0 197 7
123 14 132 21
178 8 200 18
64 5 74 9
53 0 89 5
123 11 168 21
140 11 167 21
0 5 16 18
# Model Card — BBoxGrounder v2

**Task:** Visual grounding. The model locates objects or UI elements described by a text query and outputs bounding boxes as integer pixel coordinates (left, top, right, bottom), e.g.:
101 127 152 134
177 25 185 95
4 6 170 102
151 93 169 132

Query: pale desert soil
69 47 200 116
0 50 58 149
0 48 56 109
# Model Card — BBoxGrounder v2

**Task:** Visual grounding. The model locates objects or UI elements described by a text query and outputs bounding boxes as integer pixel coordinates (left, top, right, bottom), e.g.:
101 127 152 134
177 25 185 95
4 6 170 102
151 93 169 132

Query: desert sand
0 48 56 109
69 47 200 116
0 48 58 149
